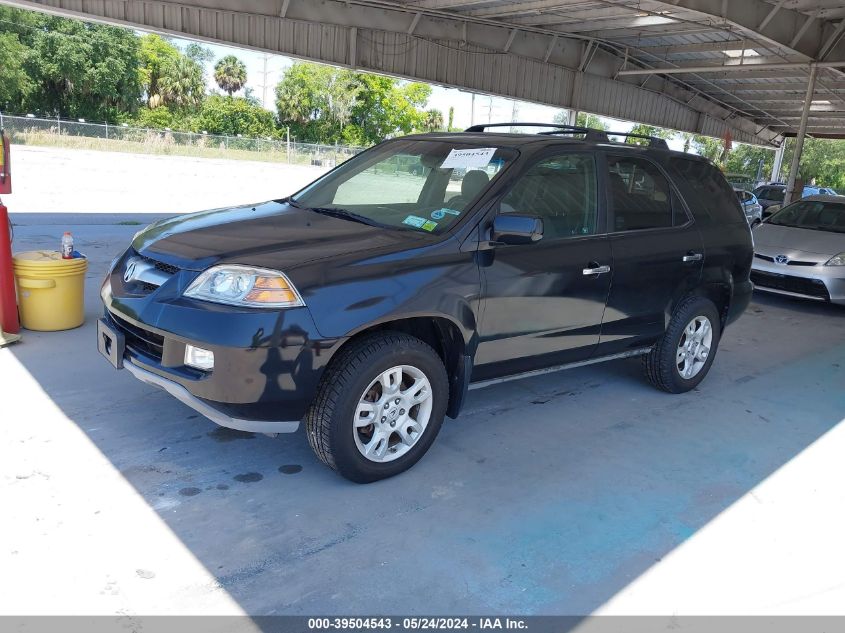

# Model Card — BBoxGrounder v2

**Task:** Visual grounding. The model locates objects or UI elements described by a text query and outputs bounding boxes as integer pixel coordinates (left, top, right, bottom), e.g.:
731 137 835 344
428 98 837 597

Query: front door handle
582 264 611 276
682 252 703 262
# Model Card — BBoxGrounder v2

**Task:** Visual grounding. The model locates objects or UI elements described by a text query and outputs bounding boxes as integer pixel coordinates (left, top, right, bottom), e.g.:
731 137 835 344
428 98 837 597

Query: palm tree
424 109 444 132
159 56 205 109
214 55 247 96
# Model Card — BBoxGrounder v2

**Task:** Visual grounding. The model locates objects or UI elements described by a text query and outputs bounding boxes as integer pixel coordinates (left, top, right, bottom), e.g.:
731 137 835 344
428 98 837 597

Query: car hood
754 222 845 257
132 200 429 271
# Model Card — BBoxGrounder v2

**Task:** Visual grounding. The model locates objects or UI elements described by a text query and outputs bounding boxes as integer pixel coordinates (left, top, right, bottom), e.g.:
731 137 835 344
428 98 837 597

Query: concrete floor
2 218 845 616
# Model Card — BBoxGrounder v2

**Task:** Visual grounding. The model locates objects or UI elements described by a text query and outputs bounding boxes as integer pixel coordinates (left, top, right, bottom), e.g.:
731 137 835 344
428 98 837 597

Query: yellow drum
13 250 88 331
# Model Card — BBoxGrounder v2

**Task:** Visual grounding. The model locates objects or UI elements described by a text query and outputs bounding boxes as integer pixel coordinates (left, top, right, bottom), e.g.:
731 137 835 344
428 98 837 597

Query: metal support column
770 140 785 183
784 64 818 206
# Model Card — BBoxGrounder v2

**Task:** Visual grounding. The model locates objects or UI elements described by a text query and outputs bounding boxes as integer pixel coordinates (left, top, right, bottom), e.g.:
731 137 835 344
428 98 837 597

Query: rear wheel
306 332 449 483
643 296 721 393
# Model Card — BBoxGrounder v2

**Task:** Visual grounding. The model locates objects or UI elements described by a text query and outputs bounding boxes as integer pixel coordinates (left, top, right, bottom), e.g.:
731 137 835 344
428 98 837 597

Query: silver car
735 188 763 227
751 195 845 304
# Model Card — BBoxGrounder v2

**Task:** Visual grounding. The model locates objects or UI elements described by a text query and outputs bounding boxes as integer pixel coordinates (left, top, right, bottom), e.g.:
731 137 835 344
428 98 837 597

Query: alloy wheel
353 365 433 463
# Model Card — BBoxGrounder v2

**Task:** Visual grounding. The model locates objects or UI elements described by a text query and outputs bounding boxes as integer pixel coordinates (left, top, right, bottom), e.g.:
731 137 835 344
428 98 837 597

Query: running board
468 347 652 390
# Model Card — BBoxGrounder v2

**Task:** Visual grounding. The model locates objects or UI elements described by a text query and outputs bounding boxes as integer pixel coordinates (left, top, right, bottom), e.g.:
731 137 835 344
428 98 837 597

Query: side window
499 153 597 239
607 156 673 231
670 158 745 224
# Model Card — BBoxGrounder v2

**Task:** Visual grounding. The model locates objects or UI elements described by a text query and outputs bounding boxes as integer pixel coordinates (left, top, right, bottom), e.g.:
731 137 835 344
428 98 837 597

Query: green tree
195 95 276 137
275 62 432 144
326 70 360 133
135 105 175 129
553 110 608 131
691 135 725 164
625 123 672 145
779 137 845 190
138 34 180 108
0 31 32 110
723 143 774 180
577 113 608 130
159 55 205 109
424 109 444 132
185 42 214 64
214 55 247 96
21 12 141 120
447 106 455 132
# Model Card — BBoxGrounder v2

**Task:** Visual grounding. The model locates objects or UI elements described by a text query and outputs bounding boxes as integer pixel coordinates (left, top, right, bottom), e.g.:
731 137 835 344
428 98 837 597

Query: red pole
0 201 20 334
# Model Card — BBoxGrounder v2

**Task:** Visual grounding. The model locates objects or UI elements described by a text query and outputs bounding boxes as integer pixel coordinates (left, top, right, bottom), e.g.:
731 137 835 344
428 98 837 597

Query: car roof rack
464 121 670 150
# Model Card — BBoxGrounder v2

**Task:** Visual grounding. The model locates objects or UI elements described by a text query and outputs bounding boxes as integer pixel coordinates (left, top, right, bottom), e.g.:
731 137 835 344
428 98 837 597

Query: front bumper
751 257 845 304
124 359 300 433
99 272 345 432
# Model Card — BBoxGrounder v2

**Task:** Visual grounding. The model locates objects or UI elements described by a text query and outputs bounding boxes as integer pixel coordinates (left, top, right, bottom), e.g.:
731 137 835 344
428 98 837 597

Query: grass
9 128 354 166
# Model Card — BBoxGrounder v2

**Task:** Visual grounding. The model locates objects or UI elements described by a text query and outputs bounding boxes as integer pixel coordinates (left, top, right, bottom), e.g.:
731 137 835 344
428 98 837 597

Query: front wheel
306 332 449 483
643 296 721 393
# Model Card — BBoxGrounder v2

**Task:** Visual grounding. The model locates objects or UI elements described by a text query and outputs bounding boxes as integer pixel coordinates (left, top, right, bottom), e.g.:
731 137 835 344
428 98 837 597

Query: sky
185 37 687 150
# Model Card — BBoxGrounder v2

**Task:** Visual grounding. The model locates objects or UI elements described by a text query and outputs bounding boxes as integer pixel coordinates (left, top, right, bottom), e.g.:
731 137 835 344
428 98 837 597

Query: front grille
118 252 180 296
111 312 165 360
787 260 818 267
751 271 830 300
754 254 818 267
149 258 179 275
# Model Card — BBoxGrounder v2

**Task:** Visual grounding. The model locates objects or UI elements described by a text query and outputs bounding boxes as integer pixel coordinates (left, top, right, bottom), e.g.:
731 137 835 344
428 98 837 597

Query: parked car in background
751 195 845 304
97 123 753 482
735 189 763 227
754 184 838 219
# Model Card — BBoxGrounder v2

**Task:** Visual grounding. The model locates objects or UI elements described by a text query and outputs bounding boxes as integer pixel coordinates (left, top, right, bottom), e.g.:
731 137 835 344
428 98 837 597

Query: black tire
305 331 449 483
643 296 721 394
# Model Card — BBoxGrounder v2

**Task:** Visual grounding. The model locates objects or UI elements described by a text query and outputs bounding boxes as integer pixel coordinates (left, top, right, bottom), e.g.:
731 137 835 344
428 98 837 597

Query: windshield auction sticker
431 208 460 220
440 147 497 169
402 215 427 228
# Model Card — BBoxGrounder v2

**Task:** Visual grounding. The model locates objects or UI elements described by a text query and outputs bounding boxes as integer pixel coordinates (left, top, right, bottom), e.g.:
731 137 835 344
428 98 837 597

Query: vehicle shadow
6 224 845 616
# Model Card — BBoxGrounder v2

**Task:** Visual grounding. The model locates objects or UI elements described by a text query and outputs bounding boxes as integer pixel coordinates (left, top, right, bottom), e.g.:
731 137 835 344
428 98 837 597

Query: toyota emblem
774 254 789 265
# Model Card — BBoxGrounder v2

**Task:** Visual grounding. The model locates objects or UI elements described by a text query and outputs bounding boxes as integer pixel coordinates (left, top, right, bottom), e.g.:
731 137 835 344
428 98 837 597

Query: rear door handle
582 264 611 276
682 253 703 262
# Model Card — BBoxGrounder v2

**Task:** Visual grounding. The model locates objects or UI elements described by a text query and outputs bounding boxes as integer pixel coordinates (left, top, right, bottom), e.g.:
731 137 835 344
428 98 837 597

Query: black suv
97 123 753 482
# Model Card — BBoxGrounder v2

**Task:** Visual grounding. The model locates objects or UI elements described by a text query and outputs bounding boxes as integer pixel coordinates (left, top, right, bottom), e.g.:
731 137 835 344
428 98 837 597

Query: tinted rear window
671 158 744 224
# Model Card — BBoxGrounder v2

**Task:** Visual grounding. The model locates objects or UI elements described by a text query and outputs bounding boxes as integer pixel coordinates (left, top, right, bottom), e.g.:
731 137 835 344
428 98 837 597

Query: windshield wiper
286 198 401 229
305 205 390 228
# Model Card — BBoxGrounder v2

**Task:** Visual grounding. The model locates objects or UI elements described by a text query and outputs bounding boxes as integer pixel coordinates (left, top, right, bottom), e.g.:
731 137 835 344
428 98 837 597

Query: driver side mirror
491 214 544 245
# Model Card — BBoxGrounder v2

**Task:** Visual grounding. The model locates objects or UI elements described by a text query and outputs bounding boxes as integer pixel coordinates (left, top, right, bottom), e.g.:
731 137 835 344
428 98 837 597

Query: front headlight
184 265 304 308
825 253 845 266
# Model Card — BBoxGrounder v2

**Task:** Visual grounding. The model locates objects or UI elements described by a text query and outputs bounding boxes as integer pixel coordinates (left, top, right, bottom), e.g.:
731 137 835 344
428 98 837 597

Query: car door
472 150 612 381
597 154 703 354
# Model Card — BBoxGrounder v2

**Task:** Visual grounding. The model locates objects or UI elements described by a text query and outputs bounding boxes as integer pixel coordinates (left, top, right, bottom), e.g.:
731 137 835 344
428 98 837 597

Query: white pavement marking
0 351 254 618
594 417 845 616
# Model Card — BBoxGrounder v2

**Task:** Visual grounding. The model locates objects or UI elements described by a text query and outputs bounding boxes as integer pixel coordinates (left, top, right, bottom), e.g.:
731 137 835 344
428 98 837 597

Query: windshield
768 199 845 233
761 188 785 202
291 139 517 234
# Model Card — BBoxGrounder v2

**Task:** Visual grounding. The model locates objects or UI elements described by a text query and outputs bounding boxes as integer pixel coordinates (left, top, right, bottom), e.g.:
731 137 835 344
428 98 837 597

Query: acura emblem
775 254 789 265
123 259 138 283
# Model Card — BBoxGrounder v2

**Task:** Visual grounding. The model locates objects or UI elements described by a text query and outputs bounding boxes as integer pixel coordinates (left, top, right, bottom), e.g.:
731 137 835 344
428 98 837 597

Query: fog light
184 344 214 371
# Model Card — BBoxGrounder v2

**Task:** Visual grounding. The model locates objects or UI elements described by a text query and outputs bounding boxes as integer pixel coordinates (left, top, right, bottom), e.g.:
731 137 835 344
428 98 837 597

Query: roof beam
636 39 748 55
618 61 845 76
651 0 830 61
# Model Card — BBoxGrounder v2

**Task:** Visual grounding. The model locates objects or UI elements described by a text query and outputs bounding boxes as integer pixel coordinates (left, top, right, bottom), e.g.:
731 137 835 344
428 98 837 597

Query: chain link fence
0 113 364 167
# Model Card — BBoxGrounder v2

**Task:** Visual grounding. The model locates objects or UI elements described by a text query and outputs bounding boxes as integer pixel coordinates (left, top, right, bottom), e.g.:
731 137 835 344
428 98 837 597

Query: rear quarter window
670 158 745 224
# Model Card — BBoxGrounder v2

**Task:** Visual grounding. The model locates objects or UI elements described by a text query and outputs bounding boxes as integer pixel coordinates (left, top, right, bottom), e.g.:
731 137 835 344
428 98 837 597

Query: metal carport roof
3 0 845 147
